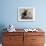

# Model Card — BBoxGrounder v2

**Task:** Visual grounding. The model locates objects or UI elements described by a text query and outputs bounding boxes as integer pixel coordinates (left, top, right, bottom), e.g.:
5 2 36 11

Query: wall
0 0 46 29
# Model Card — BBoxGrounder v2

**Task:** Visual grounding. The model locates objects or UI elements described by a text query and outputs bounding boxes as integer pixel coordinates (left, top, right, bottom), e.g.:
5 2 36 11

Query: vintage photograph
18 7 35 21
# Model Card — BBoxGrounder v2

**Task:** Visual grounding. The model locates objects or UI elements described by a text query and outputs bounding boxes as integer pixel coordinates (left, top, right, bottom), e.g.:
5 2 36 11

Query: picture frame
18 7 35 21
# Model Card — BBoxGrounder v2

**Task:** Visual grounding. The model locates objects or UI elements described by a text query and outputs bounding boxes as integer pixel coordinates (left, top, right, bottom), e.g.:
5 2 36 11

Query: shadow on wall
0 24 7 43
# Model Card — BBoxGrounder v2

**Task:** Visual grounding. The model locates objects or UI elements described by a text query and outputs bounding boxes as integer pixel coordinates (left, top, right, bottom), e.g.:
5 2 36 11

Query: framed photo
18 7 35 21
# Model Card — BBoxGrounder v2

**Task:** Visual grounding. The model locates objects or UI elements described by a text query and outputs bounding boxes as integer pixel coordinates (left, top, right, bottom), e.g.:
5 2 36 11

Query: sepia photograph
18 7 35 21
